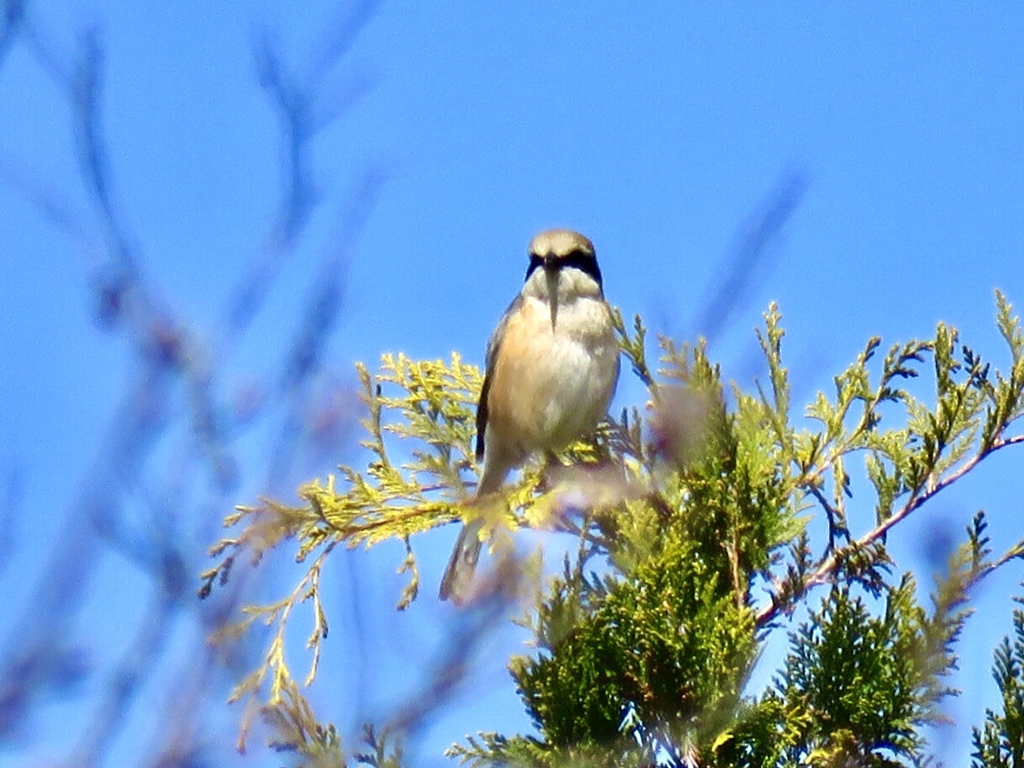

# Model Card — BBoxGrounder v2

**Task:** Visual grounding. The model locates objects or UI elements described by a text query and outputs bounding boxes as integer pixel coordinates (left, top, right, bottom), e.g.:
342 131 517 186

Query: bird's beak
544 257 559 328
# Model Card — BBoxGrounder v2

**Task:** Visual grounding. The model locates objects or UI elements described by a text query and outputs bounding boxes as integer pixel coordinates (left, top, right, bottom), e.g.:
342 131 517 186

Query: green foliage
973 596 1024 767
513 547 755 754
777 580 940 764
204 294 1024 765
716 513 1011 768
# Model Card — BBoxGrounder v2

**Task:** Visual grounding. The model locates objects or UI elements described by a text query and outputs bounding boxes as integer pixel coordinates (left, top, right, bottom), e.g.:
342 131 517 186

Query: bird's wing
476 294 521 461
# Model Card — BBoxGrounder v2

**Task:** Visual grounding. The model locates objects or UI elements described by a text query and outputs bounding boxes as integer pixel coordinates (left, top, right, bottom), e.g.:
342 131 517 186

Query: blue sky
1 2 1023 765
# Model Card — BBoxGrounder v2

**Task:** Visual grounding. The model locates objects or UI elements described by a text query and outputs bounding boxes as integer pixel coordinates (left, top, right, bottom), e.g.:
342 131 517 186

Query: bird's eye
525 254 544 280
559 249 592 269
559 249 602 285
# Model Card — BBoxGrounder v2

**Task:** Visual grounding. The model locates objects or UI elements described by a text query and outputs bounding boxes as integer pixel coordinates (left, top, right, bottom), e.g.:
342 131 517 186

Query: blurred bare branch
0 2 382 764
223 8 378 349
386 566 522 743
269 168 384 489
693 170 807 345
0 463 21 575
0 0 26 69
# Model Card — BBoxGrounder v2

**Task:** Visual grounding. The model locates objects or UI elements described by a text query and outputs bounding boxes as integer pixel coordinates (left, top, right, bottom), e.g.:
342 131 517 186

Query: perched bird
439 229 620 602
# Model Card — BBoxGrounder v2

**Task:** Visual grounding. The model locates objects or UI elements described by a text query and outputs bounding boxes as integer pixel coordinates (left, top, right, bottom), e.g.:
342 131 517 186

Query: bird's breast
485 296 619 454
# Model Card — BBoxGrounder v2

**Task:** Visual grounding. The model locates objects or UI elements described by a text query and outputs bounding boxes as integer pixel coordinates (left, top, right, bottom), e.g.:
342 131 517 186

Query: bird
439 229 620 602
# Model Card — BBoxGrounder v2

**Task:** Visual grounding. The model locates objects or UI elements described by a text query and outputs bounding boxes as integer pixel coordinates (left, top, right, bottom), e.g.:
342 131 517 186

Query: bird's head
522 229 605 318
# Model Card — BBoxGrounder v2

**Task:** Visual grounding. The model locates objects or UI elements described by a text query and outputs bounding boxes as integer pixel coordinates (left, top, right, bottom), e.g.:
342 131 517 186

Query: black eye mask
524 249 603 288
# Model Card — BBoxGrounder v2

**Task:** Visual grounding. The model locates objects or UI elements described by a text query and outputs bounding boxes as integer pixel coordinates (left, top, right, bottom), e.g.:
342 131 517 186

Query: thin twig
757 432 1024 627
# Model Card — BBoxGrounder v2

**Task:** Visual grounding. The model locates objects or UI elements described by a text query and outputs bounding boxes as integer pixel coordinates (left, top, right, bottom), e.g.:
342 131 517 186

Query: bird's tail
438 518 485 603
